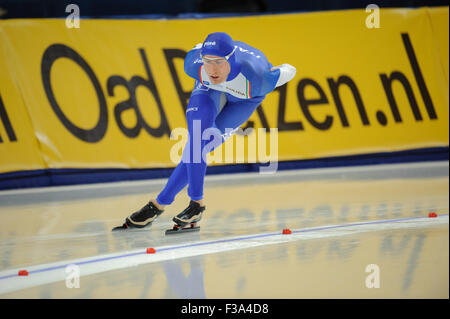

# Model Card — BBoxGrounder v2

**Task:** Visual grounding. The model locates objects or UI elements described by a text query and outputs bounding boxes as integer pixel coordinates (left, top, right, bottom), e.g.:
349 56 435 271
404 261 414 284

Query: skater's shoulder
235 43 270 78
239 56 267 81
239 57 274 93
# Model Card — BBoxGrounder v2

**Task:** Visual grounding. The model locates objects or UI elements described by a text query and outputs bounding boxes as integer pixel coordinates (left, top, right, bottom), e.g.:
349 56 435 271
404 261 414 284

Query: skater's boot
173 200 206 228
123 201 164 229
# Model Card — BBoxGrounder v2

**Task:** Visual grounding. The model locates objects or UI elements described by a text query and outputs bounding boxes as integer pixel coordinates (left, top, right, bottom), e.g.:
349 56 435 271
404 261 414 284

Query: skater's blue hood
201 32 240 81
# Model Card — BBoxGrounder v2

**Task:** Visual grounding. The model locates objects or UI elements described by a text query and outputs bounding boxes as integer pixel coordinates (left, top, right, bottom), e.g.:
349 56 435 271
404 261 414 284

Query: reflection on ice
0 162 448 298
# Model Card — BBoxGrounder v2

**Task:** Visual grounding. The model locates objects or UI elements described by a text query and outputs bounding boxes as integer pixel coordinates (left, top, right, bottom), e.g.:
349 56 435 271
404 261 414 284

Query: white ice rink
0 161 448 298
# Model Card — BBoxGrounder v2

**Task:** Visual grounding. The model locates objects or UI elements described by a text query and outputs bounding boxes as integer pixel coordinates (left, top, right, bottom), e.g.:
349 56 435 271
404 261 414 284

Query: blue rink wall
1 147 448 191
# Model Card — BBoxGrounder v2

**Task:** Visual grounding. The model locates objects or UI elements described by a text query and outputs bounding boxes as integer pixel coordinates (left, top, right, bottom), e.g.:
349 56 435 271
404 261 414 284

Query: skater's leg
155 151 207 206
155 82 222 206
155 160 188 206
169 97 265 230
210 95 265 151
185 93 218 201
167 96 266 231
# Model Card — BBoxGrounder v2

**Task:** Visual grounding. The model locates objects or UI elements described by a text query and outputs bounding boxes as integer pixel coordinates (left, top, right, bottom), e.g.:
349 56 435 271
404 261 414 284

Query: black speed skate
165 200 205 235
112 201 164 231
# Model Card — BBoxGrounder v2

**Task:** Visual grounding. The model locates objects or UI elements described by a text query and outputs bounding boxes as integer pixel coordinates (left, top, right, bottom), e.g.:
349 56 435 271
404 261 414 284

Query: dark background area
0 0 448 19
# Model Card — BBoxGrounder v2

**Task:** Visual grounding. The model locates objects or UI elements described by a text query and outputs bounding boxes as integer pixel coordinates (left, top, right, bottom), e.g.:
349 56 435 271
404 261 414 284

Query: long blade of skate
165 226 200 235
112 224 129 231
112 224 148 232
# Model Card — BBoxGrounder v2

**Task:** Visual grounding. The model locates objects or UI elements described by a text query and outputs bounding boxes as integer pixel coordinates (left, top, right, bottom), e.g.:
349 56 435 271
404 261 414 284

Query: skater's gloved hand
272 64 296 88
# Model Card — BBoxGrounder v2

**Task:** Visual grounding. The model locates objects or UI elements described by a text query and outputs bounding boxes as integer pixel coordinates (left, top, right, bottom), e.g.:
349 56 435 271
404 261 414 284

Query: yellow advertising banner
0 37 46 174
0 7 448 172
427 7 449 84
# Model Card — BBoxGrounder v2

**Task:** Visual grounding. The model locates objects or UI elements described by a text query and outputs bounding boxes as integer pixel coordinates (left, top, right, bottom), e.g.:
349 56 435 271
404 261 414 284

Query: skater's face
202 55 230 84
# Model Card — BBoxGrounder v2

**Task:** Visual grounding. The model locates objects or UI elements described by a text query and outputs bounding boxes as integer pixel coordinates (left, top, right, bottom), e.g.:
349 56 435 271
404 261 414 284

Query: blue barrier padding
0 146 448 190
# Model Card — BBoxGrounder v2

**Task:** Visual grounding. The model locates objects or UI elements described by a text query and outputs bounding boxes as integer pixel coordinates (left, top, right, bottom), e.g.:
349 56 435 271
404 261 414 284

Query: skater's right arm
184 43 203 81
